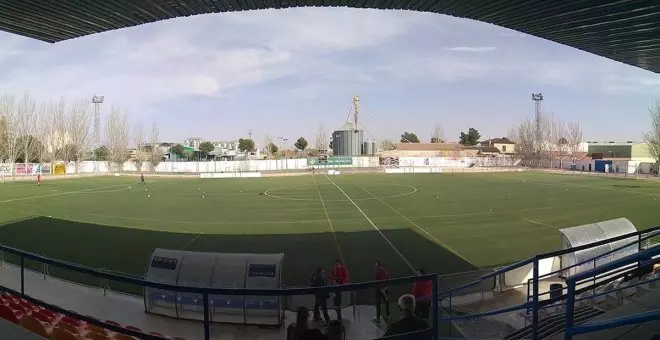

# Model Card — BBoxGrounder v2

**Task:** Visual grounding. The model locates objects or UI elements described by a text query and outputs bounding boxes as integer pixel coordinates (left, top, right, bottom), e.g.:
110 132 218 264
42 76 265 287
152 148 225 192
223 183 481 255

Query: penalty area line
355 183 477 268
324 175 415 273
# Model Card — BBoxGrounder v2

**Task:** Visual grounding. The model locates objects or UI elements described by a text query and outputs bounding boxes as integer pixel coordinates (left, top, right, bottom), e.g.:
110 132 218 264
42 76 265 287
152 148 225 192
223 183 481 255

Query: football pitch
0 171 659 297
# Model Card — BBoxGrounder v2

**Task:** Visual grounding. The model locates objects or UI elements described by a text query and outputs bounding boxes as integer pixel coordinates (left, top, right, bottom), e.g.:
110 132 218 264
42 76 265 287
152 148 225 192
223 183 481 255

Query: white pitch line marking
523 218 560 230
312 174 345 264
180 232 204 250
355 183 477 268
324 175 415 273
0 183 132 204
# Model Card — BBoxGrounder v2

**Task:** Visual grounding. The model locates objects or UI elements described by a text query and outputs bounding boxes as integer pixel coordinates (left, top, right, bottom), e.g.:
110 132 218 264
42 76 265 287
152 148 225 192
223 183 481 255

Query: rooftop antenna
248 129 254 140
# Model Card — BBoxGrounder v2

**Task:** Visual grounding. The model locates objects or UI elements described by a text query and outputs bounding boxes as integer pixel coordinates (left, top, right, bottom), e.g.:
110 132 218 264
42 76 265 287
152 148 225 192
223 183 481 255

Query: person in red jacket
412 268 432 319
331 260 349 321
375 261 390 321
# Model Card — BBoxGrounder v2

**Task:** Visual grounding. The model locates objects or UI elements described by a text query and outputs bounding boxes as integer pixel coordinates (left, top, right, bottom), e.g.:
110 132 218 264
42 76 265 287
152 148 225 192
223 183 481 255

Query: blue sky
1 8 660 146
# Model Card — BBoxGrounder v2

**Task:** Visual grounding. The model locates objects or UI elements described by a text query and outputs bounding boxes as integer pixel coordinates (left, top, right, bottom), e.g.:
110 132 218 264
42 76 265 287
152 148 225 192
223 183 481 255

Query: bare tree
149 121 163 172
132 123 146 172
379 139 396 151
49 98 70 161
315 124 328 150
548 114 567 168
67 98 92 171
34 102 51 164
0 95 20 177
565 120 584 165
264 134 277 158
508 117 536 166
106 107 130 172
644 100 660 176
14 93 40 166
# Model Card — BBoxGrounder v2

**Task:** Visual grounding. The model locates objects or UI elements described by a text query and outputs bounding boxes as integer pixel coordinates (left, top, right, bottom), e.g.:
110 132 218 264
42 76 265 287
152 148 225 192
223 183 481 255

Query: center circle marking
264 183 418 201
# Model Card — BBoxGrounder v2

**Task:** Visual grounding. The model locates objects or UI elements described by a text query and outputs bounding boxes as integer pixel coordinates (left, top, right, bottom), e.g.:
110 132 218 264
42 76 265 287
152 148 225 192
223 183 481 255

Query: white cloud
444 46 496 52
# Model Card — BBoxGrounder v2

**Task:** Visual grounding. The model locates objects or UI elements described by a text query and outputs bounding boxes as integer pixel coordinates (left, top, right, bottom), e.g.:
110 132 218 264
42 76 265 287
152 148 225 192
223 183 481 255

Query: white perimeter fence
0 156 518 176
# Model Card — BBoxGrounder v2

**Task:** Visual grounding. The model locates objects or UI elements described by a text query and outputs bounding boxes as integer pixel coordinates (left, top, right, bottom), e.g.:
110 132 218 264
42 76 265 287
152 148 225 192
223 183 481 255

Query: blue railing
527 228 660 302
437 226 660 339
0 242 440 340
1 226 659 339
564 246 660 340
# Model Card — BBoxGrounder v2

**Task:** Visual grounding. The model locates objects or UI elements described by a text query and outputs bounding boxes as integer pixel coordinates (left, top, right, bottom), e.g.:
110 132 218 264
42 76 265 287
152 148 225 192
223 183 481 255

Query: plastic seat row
0 292 187 340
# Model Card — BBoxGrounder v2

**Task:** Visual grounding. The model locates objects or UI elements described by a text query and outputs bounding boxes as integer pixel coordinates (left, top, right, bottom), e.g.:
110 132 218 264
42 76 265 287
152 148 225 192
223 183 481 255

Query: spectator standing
375 261 391 322
309 268 331 324
412 268 432 319
384 294 429 339
331 260 349 321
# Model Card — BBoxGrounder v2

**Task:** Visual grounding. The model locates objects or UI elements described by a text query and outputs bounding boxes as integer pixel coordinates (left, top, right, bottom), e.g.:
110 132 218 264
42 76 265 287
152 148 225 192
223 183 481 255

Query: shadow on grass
0 217 476 303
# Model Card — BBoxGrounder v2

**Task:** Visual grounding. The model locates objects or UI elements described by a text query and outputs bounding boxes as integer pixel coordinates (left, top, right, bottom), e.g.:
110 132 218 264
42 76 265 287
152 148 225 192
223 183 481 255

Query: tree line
0 93 163 173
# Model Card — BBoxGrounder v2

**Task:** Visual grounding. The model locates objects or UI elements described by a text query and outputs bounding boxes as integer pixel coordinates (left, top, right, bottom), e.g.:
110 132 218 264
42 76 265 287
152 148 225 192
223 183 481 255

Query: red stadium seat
0 305 21 324
20 315 51 338
52 327 78 340
62 315 83 326
33 311 54 324
8 302 27 315
56 320 80 335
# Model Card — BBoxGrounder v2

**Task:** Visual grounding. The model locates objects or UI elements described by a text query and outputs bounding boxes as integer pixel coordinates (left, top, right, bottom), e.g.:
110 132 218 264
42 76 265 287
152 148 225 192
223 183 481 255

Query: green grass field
0 172 659 298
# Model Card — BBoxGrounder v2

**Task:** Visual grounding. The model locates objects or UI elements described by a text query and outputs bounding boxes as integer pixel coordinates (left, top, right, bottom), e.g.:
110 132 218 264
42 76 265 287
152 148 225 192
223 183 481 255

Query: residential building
480 137 516 155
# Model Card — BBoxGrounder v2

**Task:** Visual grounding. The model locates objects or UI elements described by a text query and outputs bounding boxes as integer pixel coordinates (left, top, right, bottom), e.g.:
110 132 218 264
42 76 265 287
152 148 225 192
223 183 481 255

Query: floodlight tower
92 95 104 173
532 93 543 157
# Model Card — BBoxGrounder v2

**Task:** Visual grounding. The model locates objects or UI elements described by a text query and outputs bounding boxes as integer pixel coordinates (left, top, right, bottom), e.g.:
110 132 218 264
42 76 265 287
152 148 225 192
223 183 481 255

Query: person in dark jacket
288 307 328 340
375 261 391 322
384 294 429 339
310 268 331 324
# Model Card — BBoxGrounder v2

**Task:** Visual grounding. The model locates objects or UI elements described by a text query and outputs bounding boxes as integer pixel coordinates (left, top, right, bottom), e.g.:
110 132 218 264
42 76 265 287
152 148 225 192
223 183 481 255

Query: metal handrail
538 226 660 260
574 273 660 304
564 246 660 340
0 242 443 340
441 226 660 300
440 302 531 321
536 229 660 281
438 257 534 296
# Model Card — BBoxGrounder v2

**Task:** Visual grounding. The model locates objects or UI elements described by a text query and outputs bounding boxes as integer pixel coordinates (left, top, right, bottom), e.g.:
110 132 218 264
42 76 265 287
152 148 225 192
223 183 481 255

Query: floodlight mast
92 95 104 174
532 93 543 161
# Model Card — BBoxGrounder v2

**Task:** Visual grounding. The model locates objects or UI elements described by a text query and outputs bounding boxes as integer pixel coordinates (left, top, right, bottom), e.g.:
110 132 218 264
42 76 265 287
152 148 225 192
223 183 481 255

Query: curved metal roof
2 1 660 72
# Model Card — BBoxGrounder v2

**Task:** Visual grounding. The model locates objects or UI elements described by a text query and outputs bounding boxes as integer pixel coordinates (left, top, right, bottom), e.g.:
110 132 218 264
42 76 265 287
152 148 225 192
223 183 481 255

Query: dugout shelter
144 249 284 326
559 218 638 277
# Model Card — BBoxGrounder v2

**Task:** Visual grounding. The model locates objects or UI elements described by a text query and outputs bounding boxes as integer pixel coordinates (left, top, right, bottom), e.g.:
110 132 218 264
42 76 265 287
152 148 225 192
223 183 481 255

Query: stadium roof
2 2 660 73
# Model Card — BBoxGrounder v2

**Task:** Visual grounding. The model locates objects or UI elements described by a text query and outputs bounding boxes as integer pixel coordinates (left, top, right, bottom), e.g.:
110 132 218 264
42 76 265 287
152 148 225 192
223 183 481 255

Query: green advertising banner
307 156 353 166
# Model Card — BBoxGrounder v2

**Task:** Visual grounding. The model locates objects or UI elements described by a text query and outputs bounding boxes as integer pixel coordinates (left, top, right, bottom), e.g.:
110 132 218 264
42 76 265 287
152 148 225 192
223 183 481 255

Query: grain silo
372 141 379 154
332 96 365 156
333 123 364 156
364 141 373 155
